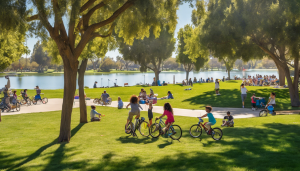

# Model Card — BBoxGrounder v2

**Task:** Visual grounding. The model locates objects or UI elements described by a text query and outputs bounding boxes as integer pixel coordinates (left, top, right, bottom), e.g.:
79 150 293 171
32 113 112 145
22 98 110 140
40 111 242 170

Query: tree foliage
100 57 116 72
31 41 51 71
177 24 208 80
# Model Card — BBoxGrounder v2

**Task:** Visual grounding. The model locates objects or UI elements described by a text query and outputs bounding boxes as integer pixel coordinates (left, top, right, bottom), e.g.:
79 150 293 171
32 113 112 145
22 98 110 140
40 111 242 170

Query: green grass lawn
11 81 300 111
0 107 299 171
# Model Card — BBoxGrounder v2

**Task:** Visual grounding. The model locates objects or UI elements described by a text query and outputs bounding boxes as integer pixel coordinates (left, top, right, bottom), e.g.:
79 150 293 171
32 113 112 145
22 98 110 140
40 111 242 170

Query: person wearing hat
93 81 98 88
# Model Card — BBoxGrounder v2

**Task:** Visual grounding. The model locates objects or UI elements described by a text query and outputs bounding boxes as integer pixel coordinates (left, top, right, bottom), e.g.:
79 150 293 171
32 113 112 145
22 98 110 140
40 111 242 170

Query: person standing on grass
189 78 193 87
251 93 257 110
148 100 153 126
240 84 248 108
118 97 123 109
215 79 220 95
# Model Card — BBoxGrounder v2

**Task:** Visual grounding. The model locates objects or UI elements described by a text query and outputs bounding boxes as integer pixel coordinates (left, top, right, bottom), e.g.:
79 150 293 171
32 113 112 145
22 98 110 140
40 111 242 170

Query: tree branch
90 0 134 31
27 14 39 22
83 2 105 28
80 0 97 13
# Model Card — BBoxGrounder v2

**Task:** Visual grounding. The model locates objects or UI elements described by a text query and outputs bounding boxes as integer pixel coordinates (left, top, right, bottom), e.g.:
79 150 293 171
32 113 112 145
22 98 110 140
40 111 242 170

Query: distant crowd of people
242 74 279 86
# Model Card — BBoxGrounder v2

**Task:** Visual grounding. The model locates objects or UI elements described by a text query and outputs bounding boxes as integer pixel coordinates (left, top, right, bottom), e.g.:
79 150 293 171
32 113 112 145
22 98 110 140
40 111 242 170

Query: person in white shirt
266 92 276 108
240 84 248 108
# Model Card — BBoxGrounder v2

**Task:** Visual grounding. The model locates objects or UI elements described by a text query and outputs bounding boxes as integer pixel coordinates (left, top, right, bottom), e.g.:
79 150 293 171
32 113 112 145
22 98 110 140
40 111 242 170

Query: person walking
240 84 248 108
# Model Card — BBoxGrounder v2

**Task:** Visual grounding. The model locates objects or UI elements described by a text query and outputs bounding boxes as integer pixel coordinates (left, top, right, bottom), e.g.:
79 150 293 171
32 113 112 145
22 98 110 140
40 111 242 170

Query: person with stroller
222 111 234 127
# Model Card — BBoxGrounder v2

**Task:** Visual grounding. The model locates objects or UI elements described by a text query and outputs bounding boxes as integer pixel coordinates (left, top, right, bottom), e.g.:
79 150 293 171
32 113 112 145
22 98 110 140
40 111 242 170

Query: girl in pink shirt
156 103 175 134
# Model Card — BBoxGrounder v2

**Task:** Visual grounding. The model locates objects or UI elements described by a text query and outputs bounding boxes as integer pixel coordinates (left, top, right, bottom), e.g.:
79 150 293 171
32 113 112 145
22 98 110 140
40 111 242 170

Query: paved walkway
2 99 299 118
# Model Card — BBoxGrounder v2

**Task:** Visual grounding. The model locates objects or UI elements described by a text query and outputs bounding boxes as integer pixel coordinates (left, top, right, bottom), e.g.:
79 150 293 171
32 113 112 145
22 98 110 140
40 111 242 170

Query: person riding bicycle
199 106 216 135
125 95 143 133
34 86 42 100
12 91 18 105
22 89 29 101
2 76 11 111
156 102 175 134
265 92 276 109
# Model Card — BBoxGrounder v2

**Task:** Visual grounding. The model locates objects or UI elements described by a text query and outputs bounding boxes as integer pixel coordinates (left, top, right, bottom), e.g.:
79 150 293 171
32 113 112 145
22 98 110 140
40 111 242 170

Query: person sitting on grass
125 95 143 133
161 91 174 99
215 79 221 95
222 111 234 127
199 106 216 135
266 92 276 109
251 93 257 110
149 88 154 98
156 102 175 134
138 88 147 100
118 97 123 109
90 105 104 121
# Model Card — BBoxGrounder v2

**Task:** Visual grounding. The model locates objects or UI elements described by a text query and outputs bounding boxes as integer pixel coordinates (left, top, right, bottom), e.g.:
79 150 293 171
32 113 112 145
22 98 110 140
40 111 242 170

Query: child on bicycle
199 106 216 135
22 89 29 101
12 90 18 105
90 105 104 122
34 86 42 100
125 95 143 133
156 102 175 134
148 100 153 126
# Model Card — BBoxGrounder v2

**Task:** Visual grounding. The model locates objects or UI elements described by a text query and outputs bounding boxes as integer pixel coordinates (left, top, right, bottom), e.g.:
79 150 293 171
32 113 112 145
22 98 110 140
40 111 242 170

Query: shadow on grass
9 123 86 171
182 88 298 110
116 135 159 144
92 123 300 170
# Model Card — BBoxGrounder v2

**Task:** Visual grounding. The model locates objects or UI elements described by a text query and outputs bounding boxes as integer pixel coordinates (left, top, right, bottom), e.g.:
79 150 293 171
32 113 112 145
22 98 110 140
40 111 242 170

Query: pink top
163 110 175 123
251 96 256 103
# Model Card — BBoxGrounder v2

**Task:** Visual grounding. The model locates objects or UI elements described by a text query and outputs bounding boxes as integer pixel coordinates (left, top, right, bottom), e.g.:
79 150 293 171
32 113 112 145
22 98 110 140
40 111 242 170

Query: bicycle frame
155 118 175 137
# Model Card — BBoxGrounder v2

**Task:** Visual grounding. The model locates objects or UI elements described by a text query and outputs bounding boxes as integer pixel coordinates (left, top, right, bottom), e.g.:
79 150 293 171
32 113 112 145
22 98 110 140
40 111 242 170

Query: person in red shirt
156 102 175 134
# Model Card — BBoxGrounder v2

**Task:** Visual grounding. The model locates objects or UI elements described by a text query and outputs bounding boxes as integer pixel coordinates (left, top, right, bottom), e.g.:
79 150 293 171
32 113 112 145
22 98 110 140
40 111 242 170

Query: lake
0 69 279 89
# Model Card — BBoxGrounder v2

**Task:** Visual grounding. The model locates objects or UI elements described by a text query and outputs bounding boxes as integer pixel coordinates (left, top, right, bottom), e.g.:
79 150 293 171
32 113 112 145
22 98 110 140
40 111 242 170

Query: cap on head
227 111 230 115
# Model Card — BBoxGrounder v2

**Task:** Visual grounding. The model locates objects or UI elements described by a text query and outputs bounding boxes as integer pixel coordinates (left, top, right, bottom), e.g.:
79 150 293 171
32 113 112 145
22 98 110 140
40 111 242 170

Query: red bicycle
189 118 223 141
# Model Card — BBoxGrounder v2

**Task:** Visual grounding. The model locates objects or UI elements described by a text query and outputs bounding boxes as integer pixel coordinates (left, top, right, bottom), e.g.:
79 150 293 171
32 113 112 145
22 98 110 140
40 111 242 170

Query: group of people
243 74 279 86
0 76 44 112
182 77 225 86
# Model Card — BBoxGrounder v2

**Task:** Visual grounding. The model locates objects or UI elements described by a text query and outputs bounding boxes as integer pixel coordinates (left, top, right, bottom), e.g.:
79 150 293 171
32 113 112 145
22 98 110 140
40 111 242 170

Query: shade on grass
10 81 300 110
0 107 300 170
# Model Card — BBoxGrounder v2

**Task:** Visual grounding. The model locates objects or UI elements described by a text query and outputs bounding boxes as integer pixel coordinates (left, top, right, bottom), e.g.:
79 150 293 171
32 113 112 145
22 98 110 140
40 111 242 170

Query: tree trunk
58 57 78 143
186 70 189 82
78 59 88 123
227 69 231 80
154 69 160 86
274 61 286 86
283 66 299 107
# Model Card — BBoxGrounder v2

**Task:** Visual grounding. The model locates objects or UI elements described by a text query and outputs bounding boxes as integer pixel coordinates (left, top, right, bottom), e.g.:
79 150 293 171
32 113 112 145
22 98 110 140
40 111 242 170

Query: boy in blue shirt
199 106 216 135
118 97 123 109
90 105 104 121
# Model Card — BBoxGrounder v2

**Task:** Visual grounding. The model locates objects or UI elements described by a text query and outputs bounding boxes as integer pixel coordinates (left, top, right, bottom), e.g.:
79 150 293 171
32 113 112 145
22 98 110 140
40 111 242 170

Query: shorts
91 117 100 122
205 122 215 126
252 103 256 107
128 111 140 121
241 94 247 102
148 109 153 120
269 104 276 107
165 120 174 125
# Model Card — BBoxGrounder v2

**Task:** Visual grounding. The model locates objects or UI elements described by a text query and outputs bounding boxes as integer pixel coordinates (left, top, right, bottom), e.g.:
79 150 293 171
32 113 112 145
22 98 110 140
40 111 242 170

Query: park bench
124 83 129 87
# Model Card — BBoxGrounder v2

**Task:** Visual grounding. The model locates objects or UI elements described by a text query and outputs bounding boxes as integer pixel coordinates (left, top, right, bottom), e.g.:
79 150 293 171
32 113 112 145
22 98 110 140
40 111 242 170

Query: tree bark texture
274 61 286 86
78 59 88 123
58 56 78 143
154 69 160 86
227 69 231 80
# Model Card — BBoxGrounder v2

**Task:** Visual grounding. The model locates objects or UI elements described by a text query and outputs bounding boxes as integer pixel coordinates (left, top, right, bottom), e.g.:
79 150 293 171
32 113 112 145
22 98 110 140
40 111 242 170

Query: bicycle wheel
259 110 268 117
26 99 32 106
139 121 150 137
42 97 48 104
170 125 182 140
93 98 99 104
32 99 37 105
189 124 202 138
211 128 223 141
149 123 160 138
125 122 133 134
21 99 27 105
15 104 21 111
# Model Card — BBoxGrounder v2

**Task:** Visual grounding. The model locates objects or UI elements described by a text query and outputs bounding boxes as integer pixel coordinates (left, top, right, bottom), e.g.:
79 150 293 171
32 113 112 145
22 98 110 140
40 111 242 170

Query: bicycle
189 118 223 141
125 117 150 137
259 105 276 117
19 95 32 106
32 93 48 105
149 118 182 141
93 97 112 105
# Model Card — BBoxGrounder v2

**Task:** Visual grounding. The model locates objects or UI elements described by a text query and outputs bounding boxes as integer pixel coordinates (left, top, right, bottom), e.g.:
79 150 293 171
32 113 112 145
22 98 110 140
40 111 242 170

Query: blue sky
24 3 193 59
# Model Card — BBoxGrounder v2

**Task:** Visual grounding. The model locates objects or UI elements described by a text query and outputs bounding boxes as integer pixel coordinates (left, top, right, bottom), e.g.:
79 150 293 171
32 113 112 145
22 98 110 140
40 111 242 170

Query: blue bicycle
149 118 182 141
259 105 276 117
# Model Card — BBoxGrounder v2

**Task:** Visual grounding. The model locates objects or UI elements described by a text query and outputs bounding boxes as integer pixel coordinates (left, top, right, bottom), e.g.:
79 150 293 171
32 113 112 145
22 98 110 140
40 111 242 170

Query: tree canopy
193 0 300 106
118 25 176 84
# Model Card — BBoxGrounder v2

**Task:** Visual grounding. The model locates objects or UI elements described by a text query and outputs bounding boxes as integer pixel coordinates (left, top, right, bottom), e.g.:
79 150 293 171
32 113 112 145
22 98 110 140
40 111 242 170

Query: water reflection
0 69 279 89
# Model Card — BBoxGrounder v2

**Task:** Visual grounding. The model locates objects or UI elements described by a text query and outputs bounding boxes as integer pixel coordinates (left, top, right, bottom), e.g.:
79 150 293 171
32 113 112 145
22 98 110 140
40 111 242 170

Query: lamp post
101 78 103 87
143 75 145 84
115 79 117 87
108 79 110 87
